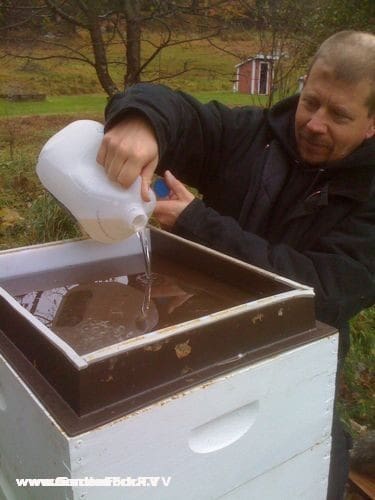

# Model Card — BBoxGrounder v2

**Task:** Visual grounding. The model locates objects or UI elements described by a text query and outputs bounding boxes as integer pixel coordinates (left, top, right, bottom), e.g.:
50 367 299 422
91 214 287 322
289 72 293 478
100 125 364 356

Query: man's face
295 61 374 165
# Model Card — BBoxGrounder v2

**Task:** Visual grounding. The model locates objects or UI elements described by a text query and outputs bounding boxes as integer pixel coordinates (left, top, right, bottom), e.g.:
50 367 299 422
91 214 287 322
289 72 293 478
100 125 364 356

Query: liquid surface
12 256 254 356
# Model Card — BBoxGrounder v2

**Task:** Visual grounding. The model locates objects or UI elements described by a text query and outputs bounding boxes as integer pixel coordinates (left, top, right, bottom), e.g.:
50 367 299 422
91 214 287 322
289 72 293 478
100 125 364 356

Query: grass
0 94 108 118
0 31 265 96
0 30 300 98
0 91 271 118
339 309 375 434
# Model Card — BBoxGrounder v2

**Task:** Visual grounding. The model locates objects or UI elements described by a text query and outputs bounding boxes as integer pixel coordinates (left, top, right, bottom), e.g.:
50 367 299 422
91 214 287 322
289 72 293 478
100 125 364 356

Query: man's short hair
309 31 375 116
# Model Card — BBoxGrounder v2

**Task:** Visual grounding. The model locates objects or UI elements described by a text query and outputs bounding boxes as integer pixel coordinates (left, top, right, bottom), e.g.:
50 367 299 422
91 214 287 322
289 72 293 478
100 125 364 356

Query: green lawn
0 91 271 118
0 94 108 118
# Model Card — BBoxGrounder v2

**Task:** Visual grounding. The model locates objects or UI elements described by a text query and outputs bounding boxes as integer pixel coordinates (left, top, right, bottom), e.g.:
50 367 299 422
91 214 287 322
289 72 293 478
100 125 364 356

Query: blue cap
153 178 170 199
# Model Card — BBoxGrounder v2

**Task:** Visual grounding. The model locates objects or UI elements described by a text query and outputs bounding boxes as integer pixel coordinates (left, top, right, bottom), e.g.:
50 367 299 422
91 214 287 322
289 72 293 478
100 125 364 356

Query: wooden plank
221 438 331 500
349 470 375 499
0 355 71 500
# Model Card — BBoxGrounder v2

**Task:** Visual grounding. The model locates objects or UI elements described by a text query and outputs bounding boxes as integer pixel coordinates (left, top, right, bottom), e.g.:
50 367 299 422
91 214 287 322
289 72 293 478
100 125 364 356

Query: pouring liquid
136 228 154 322
137 228 152 283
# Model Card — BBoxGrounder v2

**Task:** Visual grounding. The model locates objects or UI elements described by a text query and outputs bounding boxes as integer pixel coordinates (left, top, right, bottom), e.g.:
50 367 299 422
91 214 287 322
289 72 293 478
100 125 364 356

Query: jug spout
124 204 148 233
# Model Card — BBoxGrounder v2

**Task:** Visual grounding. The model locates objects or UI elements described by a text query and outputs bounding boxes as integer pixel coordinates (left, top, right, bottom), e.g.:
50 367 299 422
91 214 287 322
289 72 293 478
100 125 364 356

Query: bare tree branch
44 0 88 29
207 37 244 60
147 66 195 83
3 49 94 65
2 35 95 66
0 17 32 31
1 0 240 95
76 0 89 15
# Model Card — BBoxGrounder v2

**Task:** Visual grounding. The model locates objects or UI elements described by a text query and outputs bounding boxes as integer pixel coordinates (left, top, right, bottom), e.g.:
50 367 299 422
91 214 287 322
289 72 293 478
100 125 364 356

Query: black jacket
105 83 375 352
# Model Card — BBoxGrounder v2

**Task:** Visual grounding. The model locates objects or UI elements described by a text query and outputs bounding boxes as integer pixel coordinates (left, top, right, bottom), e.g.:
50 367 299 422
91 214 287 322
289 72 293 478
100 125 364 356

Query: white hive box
0 228 338 500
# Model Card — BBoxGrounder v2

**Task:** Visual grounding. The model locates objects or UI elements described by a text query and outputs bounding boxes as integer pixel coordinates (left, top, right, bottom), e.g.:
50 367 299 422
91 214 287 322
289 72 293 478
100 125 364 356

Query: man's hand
96 115 159 201
154 170 195 230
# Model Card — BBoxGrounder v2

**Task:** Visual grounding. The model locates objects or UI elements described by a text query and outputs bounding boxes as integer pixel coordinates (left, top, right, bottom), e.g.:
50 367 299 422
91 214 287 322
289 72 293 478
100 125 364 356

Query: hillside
0 33 243 96
0 31 293 96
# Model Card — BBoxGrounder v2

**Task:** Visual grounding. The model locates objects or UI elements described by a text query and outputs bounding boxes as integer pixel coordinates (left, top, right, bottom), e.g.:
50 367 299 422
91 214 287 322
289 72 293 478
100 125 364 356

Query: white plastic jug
36 120 156 243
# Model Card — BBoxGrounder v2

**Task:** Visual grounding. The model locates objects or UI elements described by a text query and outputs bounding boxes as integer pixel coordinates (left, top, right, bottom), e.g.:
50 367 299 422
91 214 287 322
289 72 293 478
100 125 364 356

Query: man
97 31 375 499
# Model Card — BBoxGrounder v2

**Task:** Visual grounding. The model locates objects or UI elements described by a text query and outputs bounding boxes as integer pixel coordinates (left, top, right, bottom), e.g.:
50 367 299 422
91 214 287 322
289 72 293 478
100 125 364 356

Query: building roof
235 53 283 68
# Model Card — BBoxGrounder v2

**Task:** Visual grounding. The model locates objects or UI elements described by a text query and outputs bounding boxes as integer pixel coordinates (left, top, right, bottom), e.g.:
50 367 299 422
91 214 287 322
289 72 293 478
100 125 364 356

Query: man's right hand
96 115 159 201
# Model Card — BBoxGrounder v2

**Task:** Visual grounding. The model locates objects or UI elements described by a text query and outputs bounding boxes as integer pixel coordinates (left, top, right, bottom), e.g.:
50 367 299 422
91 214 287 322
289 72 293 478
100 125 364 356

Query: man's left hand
153 170 194 230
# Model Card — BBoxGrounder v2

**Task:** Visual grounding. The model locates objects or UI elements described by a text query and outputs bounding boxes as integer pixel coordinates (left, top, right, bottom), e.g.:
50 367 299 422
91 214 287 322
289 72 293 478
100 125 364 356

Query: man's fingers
164 170 183 194
96 116 159 191
164 170 194 202
96 141 107 166
97 134 116 172
141 176 151 202
153 198 193 230
153 171 195 229
153 200 172 227
117 155 145 187
153 200 171 216
107 149 125 182
141 158 159 202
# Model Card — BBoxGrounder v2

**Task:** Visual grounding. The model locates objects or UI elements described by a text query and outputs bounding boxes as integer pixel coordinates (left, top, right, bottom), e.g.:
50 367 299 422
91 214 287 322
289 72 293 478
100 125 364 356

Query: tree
209 0 375 106
0 0 226 96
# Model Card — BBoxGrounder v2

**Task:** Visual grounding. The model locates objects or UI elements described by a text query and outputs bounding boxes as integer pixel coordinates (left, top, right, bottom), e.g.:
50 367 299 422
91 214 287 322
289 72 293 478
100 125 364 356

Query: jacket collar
328 167 374 202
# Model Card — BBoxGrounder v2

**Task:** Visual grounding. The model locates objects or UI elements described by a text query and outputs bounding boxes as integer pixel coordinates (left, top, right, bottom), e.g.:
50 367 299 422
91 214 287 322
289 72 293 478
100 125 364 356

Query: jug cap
153 178 170 199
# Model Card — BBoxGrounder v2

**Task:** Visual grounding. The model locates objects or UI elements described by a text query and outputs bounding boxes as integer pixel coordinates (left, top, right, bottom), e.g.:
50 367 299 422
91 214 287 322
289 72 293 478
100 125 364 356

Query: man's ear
365 118 375 139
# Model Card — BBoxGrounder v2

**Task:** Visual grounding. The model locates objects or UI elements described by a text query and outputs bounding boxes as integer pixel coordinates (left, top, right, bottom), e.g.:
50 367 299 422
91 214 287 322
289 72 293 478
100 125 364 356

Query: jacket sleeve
104 83 265 193
173 198 375 332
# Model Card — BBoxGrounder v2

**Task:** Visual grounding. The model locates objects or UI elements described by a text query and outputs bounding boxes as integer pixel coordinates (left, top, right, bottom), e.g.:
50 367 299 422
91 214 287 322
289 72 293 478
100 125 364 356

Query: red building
234 54 279 95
